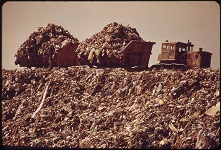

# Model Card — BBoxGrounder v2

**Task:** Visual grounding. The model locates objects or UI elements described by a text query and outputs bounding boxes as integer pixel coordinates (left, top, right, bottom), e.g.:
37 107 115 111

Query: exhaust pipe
199 48 203 52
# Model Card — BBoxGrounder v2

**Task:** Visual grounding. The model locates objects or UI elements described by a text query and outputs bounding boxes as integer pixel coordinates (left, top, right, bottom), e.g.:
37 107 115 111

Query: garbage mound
14 23 79 61
76 22 144 65
2 67 220 149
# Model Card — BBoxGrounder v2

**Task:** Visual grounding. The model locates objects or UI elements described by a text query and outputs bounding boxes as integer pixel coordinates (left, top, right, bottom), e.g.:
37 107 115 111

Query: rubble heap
76 22 144 65
14 23 79 60
2 67 220 149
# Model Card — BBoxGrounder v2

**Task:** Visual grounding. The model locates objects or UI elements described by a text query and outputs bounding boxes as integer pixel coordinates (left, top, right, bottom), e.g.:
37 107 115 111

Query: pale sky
2 1 220 69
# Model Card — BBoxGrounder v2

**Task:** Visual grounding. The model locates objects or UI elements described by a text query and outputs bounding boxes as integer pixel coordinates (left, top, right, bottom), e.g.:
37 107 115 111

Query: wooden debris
31 83 49 119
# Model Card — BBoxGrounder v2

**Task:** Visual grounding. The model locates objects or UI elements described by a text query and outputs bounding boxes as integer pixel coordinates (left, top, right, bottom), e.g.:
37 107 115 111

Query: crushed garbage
1 67 220 149
14 23 79 66
76 22 144 66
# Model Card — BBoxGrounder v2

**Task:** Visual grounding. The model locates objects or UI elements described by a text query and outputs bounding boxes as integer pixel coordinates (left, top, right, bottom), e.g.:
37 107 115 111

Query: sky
2 1 220 69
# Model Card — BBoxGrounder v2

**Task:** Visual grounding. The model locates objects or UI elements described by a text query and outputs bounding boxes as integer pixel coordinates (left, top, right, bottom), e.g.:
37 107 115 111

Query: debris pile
2 67 220 149
14 23 79 65
76 22 144 65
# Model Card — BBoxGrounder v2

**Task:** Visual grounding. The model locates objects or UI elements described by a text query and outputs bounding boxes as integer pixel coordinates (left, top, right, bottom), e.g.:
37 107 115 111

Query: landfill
14 23 79 63
76 22 144 65
2 66 220 149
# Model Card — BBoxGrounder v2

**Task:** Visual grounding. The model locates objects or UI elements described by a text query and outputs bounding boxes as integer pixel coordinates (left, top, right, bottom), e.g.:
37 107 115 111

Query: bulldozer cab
158 40 194 64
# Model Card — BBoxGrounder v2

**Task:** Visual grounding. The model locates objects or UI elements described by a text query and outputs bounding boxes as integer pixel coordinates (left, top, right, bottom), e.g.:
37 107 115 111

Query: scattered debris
168 123 178 132
31 83 50 119
205 102 220 117
1 67 220 148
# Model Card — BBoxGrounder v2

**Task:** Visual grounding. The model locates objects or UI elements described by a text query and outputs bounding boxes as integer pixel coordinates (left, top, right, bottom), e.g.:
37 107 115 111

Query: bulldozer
150 40 212 71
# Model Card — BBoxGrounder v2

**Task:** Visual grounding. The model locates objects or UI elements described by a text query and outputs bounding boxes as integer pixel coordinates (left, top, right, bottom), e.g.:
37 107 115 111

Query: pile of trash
76 22 144 65
2 67 220 149
14 23 79 62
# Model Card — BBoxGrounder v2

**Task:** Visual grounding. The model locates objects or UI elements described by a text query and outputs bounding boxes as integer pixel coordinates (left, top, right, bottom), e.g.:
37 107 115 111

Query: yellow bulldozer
150 40 212 71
